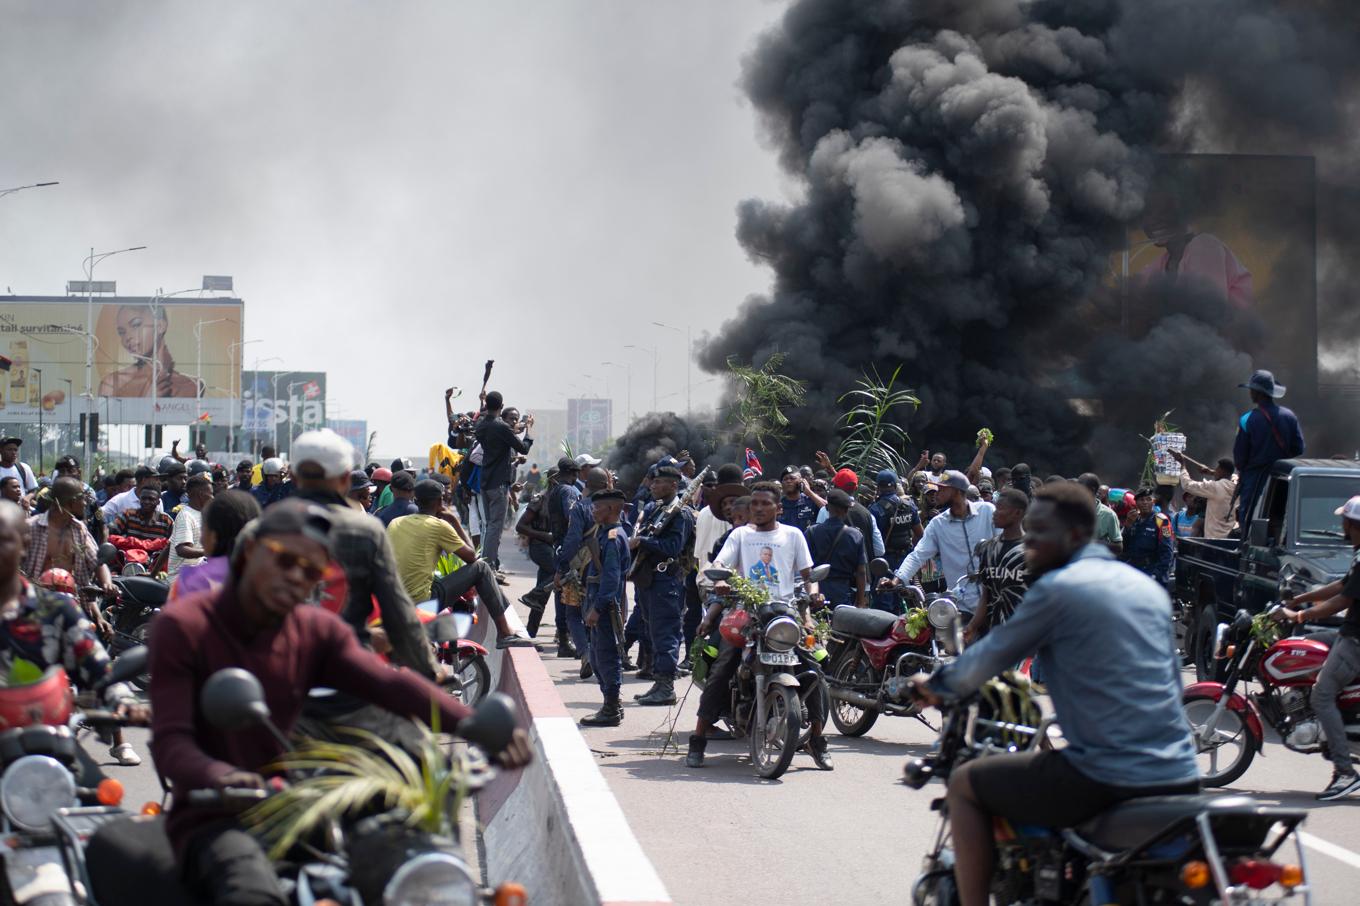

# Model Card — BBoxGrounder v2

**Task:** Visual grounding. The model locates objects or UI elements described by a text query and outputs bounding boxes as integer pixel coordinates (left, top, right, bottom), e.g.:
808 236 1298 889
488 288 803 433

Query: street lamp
228 339 262 453
653 321 691 419
624 345 658 414
82 245 146 473
0 181 58 201
601 361 632 424
271 372 295 454
193 318 229 446
33 369 43 473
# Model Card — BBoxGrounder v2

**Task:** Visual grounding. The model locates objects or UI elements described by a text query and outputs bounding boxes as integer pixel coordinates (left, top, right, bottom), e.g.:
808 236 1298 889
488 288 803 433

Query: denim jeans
640 578 685 678
1315 634 1360 774
480 486 509 568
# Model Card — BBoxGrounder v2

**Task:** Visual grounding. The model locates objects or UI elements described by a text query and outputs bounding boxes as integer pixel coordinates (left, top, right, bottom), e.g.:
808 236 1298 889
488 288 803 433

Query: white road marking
1300 831 1360 871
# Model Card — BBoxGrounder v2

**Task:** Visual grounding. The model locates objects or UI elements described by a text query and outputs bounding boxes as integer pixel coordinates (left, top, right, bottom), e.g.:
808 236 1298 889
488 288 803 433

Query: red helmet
719 608 751 647
37 568 76 595
0 665 74 730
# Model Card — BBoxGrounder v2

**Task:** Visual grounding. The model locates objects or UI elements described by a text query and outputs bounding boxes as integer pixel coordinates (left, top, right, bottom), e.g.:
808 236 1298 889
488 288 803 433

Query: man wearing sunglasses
149 500 532 906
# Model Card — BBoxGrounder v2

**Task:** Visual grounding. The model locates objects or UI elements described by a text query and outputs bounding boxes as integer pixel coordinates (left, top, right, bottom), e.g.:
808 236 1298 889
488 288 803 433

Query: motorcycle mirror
426 613 472 644
868 558 891 580
200 668 272 731
704 567 734 583
808 564 832 583
104 646 149 687
458 692 518 754
97 543 119 566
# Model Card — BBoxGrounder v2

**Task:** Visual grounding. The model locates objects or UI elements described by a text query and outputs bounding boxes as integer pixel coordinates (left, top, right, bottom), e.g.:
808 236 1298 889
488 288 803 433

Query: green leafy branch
835 365 920 478
725 354 807 450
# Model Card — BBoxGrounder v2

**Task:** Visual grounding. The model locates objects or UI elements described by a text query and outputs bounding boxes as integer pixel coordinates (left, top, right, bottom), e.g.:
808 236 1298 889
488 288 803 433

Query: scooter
1182 603 1360 787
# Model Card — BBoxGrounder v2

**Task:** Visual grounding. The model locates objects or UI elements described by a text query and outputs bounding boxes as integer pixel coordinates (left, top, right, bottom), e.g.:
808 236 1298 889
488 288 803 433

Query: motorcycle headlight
927 598 959 630
383 852 478 906
1 754 76 833
763 616 801 652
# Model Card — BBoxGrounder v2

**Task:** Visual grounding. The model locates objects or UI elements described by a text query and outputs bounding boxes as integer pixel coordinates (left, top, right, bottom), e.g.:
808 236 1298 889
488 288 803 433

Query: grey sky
0 1 786 456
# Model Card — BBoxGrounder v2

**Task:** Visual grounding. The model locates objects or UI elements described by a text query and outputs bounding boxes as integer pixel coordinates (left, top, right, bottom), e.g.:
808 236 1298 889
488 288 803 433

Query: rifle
627 465 712 583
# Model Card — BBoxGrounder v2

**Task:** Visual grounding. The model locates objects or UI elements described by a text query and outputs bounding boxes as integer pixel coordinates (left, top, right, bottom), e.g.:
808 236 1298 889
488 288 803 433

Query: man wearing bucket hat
1278 495 1360 800
1232 369 1304 527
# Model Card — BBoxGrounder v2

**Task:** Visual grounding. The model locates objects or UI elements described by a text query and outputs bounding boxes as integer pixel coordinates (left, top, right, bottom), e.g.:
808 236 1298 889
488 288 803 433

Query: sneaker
110 743 142 766
807 736 834 771
1317 770 1360 801
496 634 537 649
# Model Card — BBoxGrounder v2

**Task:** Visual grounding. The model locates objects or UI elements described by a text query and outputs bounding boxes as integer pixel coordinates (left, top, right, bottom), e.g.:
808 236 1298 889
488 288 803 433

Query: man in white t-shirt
0 437 37 496
167 474 214 577
687 481 833 771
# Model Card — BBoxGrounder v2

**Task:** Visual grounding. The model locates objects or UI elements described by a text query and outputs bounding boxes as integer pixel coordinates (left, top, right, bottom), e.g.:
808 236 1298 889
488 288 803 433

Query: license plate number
760 650 798 666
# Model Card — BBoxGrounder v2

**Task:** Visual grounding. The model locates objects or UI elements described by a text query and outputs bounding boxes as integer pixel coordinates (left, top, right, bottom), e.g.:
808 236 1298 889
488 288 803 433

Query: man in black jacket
474 391 533 572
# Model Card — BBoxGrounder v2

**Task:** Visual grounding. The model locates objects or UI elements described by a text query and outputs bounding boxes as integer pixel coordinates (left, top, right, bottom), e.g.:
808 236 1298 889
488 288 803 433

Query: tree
725 354 807 449
835 365 919 478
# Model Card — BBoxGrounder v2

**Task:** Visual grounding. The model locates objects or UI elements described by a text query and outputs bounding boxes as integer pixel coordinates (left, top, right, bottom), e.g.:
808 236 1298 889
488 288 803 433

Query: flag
742 448 763 481
197 412 212 425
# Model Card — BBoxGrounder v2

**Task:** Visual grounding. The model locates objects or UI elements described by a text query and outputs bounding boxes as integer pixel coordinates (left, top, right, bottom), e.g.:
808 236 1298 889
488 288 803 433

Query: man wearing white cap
1279 494 1360 801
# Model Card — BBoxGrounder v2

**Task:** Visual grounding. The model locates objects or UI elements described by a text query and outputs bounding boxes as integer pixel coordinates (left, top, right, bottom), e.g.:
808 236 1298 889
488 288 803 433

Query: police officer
580 488 631 728
1122 486 1174 585
629 466 694 706
806 489 867 608
545 457 582 657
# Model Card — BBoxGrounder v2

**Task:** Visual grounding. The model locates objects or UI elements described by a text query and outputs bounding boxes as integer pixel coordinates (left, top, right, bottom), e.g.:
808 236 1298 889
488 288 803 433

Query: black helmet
187 459 213 476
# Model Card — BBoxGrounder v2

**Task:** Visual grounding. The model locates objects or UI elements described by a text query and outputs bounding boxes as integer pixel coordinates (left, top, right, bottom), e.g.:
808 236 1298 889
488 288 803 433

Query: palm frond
725 354 808 449
835 365 919 477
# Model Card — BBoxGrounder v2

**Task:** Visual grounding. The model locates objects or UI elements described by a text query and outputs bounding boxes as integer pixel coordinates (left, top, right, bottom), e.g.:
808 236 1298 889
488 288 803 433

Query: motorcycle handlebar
186 787 271 808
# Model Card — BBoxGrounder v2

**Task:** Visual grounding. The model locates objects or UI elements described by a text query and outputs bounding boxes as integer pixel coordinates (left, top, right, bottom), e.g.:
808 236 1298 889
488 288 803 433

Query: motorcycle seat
831 605 898 640
86 814 195 906
1073 794 1248 851
117 576 169 606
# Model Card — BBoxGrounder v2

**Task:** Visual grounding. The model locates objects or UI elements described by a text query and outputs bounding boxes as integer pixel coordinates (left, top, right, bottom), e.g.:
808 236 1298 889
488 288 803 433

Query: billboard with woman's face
0 295 243 423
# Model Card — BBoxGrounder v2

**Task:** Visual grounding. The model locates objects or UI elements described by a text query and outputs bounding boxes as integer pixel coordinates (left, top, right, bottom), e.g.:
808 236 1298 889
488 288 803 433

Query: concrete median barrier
470 604 672 906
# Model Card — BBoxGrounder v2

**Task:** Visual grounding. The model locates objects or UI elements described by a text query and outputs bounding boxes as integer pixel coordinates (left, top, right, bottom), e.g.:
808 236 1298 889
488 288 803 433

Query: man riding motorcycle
149 500 532 906
1277 493 1360 800
911 482 1199 906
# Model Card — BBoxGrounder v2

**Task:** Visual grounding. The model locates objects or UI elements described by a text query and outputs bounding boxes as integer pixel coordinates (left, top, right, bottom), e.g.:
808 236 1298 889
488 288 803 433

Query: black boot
580 693 623 727
556 629 577 659
635 650 653 681
579 656 593 680
685 734 707 768
525 605 544 638
636 676 676 706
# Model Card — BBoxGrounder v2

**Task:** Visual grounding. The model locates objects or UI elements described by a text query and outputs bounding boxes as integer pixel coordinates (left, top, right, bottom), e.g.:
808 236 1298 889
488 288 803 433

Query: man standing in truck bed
1233 369 1304 526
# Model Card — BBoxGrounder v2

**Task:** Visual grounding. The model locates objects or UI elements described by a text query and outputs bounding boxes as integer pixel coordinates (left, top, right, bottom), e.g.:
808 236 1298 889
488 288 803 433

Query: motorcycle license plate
760 650 799 666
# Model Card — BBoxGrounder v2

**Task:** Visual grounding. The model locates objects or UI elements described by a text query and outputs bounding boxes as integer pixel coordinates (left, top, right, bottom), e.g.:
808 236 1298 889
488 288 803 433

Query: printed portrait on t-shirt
748 546 780 586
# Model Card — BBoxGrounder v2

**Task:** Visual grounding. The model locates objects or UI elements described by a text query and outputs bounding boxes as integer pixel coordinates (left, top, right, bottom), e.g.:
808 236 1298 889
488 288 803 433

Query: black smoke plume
694 0 1360 480
604 412 717 493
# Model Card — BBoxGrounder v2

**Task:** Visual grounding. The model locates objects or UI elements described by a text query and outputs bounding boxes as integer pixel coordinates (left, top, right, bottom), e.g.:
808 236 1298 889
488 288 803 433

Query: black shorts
962 750 1200 829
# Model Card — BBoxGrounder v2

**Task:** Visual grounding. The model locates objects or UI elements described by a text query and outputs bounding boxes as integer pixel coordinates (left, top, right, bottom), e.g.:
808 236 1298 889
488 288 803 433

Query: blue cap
875 469 899 485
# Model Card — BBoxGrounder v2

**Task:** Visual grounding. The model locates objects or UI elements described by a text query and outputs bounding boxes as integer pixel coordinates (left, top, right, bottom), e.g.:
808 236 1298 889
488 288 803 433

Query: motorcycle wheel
449 652 491 707
829 655 879 737
910 869 958 906
1183 693 1256 787
750 685 800 780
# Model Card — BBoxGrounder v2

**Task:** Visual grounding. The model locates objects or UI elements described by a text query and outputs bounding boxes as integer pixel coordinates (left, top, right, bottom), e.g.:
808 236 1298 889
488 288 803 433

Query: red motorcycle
1182 603 1360 786
823 573 962 737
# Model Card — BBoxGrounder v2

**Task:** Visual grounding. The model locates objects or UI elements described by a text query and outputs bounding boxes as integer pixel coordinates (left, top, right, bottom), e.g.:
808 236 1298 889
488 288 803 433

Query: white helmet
261 457 285 476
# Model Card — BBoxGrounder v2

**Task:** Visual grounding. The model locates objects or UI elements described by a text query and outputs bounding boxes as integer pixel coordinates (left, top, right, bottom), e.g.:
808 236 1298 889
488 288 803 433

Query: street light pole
82 245 145 475
271 372 295 454
228 339 261 454
193 318 229 447
61 379 73 442
33 369 43 474
624 345 658 413
652 321 691 419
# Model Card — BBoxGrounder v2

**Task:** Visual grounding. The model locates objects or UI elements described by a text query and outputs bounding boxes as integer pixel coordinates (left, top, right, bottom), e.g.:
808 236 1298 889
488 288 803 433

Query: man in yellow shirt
387 480 534 648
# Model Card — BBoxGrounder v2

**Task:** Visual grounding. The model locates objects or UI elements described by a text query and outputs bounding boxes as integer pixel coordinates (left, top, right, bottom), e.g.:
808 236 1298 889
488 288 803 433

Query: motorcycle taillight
1228 859 1282 890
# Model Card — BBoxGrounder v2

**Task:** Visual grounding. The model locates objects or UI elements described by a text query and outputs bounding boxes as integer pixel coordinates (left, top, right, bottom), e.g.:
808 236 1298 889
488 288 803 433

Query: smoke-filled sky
0 1 784 456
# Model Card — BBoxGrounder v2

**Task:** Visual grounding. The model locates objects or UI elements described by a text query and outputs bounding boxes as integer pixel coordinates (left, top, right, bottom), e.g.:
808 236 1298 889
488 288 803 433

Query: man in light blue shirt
914 482 1199 906
887 470 995 609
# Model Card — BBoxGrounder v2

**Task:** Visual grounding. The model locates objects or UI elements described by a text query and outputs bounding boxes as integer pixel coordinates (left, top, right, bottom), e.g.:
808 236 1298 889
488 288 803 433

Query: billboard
240 370 326 458
0 295 244 423
326 419 368 463
1111 154 1318 393
567 398 612 453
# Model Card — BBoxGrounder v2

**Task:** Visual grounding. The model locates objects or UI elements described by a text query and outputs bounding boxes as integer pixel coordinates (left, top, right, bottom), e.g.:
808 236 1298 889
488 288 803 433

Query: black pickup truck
1176 457 1359 679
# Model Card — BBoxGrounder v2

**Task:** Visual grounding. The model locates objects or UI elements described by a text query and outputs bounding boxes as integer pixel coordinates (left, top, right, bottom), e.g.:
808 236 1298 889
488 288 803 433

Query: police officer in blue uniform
1122 486 1174 585
557 466 611 674
580 488 632 727
806 489 868 608
629 466 694 706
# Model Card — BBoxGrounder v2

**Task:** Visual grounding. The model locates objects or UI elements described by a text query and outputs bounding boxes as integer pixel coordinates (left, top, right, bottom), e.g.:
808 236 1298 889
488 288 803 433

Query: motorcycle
1182 603 1360 787
823 558 962 737
420 596 492 709
695 565 830 780
905 610 1314 905
0 647 149 906
75 635 528 906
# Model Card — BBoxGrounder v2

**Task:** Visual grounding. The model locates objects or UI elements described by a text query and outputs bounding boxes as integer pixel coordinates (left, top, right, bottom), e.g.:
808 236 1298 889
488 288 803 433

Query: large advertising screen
0 295 244 423
239 370 326 458
567 398 612 453
1111 154 1318 393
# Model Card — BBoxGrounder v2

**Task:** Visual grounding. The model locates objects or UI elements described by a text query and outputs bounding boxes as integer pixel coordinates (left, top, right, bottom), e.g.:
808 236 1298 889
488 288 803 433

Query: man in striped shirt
112 483 175 544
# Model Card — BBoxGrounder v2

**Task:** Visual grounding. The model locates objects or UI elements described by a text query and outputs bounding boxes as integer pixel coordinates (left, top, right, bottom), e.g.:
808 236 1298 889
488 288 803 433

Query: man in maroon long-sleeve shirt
150 500 527 905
